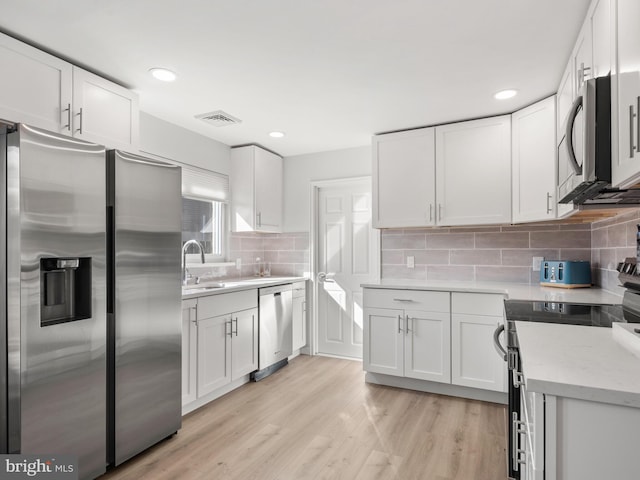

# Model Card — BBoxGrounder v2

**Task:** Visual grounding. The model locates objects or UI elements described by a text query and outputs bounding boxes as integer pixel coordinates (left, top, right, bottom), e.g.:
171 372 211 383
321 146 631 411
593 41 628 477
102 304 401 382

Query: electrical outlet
235 258 242 269
532 256 544 272
407 255 415 269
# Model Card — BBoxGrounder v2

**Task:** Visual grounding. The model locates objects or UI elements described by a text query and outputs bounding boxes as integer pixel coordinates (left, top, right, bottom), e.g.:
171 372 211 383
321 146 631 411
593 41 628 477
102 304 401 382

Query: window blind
181 167 230 202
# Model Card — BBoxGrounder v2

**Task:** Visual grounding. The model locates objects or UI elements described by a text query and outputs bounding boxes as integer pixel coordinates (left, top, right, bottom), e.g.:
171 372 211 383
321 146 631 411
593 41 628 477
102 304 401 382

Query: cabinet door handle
397 315 403 333
191 305 197 324
630 105 636 158
63 103 71 131
438 204 442 221
392 298 414 302
405 315 412 334
429 204 433 222
256 212 262 227
233 317 238 336
546 192 552 214
76 107 83 134
637 96 640 153
226 319 233 337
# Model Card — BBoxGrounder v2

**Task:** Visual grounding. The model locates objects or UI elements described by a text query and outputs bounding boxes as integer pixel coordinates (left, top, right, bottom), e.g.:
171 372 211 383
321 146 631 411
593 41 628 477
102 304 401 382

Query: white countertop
182 276 308 299
516 321 640 408
361 279 622 305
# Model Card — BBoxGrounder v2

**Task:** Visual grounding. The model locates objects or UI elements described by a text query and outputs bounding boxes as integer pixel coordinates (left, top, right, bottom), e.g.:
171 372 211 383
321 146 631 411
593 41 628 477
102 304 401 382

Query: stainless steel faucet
182 239 206 285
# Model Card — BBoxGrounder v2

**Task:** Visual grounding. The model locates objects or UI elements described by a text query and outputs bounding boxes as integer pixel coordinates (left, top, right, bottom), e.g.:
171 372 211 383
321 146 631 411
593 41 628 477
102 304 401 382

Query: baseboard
182 374 251 416
365 372 508 405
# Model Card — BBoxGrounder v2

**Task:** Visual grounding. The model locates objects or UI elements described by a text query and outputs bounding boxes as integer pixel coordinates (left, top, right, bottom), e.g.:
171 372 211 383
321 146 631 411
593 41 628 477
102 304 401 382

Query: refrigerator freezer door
108 150 181 466
6 124 107 479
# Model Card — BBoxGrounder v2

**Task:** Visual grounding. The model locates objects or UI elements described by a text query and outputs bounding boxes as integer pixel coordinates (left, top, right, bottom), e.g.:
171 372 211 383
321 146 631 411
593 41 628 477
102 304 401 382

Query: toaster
540 260 592 288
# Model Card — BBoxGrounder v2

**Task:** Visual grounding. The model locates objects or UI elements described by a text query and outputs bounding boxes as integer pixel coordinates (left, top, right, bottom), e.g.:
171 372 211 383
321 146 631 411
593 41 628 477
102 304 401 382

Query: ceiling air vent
195 110 242 127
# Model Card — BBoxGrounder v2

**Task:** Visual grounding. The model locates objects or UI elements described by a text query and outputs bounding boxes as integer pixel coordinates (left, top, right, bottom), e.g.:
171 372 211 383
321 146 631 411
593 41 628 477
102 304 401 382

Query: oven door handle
493 323 507 361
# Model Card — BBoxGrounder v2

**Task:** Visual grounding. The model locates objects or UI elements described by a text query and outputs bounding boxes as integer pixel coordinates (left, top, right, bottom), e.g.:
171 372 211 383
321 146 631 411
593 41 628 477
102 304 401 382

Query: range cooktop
503 300 626 328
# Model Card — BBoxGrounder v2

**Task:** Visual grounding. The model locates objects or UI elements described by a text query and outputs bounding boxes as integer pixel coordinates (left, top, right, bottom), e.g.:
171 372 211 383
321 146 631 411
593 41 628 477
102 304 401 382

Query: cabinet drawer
364 288 450 312
198 289 258 319
292 281 306 298
452 292 504 316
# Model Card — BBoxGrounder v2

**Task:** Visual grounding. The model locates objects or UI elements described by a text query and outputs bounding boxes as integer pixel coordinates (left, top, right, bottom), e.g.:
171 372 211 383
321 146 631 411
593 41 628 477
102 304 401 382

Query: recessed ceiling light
269 131 285 138
494 89 518 100
149 68 177 82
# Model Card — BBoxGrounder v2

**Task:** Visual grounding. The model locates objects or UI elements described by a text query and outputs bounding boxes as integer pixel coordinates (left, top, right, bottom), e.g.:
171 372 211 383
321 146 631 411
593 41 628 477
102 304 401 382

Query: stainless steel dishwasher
252 284 293 381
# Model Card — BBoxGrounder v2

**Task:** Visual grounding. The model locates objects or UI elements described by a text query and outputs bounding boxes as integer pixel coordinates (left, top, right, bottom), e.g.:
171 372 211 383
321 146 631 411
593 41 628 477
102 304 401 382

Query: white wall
283 146 371 232
139 112 230 174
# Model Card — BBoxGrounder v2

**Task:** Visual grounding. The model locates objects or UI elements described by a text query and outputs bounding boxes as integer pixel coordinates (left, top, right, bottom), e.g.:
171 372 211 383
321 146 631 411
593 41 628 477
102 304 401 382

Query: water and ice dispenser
40 257 92 326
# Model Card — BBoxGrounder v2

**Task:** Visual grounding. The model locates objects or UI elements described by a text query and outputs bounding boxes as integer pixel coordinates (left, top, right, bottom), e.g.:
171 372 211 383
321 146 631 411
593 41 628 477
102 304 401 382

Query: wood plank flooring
101 355 507 480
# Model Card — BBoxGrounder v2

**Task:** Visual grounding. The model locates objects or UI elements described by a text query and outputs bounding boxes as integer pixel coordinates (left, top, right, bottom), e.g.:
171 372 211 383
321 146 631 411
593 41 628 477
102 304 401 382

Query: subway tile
381 251 404 265
599 248 618 271
408 249 450 265
475 266 531 284
294 235 310 251
403 227 450 234
450 249 501 266
559 223 591 231
449 226 501 233
277 251 306 263
240 237 264 251
615 246 635 264
381 234 426 250
591 227 608 248
501 249 559 266
382 265 428 280
263 236 295 251
426 266 474 281
530 230 590 249
502 224 559 232
475 232 529 248
426 233 474 249
626 222 640 247
558 249 592 262
607 222 628 248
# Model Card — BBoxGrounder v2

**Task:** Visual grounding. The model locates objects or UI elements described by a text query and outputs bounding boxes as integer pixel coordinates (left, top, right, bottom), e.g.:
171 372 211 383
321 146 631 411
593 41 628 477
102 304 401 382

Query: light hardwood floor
102 355 508 480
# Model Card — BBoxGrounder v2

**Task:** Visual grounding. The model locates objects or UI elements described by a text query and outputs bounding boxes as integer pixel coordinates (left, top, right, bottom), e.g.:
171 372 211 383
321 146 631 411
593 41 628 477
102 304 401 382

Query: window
181 167 229 262
182 197 225 259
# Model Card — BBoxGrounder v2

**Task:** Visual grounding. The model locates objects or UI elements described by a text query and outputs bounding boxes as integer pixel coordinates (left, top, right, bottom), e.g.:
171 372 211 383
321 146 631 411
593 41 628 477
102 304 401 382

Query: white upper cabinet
372 128 436 228
557 61 575 141
573 23 593 94
591 0 612 79
0 32 72 133
0 32 139 151
512 96 557 223
435 116 511 226
72 67 139 151
231 145 283 233
612 0 640 187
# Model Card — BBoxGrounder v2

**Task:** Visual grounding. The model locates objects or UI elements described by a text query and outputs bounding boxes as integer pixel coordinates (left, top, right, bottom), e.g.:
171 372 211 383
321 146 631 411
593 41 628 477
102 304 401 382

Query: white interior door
316 179 378 359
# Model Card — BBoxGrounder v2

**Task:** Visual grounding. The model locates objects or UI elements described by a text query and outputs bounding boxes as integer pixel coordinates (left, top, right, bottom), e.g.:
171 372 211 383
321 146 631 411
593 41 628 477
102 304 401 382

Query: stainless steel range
498 298 631 479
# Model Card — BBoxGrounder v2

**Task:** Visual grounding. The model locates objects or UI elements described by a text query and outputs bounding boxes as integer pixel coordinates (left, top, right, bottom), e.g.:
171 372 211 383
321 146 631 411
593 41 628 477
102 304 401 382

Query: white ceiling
0 0 590 157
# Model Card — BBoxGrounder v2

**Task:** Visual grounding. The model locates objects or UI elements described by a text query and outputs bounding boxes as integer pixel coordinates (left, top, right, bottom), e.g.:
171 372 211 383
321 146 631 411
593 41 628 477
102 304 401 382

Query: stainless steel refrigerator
1 124 182 479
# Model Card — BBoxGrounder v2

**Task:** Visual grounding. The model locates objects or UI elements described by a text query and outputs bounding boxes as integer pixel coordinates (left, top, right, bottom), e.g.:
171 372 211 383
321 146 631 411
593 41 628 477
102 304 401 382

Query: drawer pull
392 298 414 302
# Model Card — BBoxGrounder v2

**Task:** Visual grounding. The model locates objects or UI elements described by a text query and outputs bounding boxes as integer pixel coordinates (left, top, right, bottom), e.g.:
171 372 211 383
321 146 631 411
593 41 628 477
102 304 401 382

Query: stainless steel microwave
558 75 611 204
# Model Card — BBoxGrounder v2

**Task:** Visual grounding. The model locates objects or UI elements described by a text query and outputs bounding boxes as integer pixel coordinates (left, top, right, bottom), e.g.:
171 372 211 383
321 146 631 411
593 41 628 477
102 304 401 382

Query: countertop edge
182 276 308 299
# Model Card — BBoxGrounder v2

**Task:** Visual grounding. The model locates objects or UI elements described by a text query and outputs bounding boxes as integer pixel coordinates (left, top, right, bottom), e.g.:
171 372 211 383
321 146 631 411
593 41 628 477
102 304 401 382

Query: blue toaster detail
540 260 592 288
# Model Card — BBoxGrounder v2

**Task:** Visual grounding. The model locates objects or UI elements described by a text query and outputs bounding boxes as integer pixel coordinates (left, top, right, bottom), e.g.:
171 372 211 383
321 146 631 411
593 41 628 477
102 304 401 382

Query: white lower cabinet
518 382 640 479
451 293 506 392
181 290 258 409
364 288 507 397
292 281 307 351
